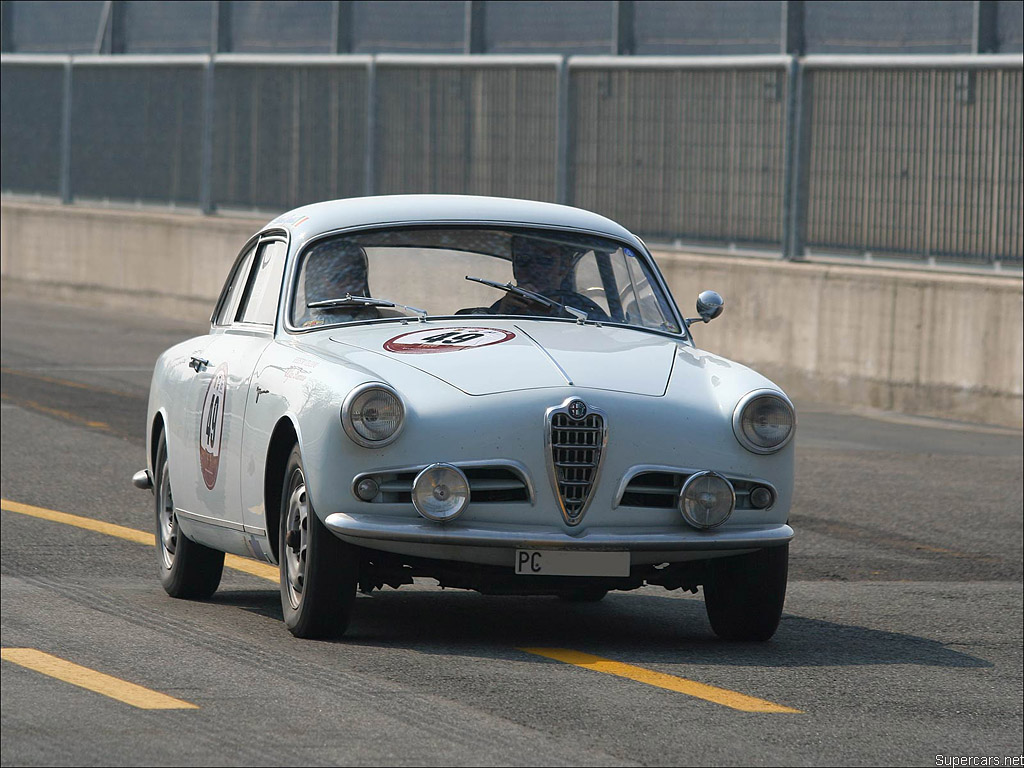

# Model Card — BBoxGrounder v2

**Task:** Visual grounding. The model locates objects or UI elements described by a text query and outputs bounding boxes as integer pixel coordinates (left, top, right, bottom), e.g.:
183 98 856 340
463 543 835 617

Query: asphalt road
1 296 1021 767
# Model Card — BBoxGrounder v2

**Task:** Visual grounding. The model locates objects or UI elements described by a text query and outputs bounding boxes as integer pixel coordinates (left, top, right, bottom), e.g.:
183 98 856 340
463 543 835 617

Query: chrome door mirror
686 290 724 328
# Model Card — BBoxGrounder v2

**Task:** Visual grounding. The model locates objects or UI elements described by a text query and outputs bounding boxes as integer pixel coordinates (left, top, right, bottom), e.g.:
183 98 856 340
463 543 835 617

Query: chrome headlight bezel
732 389 796 454
341 382 405 448
412 463 470 522
678 470 735 529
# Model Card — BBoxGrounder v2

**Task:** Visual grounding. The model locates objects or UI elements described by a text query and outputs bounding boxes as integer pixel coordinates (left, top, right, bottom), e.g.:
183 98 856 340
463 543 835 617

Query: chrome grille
547 409 606 526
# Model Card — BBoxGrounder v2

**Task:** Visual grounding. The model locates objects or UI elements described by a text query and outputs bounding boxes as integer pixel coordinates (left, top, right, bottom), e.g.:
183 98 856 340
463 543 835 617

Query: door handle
189 356 209 372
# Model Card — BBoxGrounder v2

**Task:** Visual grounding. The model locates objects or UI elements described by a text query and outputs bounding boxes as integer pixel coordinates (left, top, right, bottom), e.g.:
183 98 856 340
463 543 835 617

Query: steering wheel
546 290 611 322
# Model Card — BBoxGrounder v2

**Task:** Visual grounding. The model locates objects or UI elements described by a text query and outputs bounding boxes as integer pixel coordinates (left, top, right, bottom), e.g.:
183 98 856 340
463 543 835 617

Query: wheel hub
284 474 309 609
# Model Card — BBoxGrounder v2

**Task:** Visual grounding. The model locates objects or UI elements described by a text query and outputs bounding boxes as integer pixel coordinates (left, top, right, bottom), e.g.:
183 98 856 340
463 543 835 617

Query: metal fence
1 52 1021 266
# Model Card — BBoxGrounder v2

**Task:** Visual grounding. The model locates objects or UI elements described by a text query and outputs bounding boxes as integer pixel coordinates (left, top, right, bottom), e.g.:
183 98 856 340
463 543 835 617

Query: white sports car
135 195 796 640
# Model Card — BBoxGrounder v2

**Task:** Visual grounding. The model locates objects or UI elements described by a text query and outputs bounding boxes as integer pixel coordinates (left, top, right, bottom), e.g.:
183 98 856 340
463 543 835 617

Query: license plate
514 550 630 577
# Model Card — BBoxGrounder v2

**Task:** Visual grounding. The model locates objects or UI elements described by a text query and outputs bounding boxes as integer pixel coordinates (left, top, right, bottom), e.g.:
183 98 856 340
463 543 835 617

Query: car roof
266 195 642 248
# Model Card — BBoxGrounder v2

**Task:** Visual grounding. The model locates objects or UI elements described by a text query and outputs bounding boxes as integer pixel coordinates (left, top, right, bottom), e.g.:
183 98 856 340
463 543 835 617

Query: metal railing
1 52 1021 267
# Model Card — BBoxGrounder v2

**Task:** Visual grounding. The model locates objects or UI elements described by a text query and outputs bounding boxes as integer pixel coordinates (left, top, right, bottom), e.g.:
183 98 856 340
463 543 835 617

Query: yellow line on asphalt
0 499 278 582
0 365 141 400
520 648 801 713
1 648 198 709
0 393 111 431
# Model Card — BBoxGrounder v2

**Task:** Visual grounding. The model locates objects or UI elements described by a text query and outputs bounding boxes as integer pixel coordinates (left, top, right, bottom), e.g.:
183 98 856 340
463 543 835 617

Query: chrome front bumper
323 512 793 551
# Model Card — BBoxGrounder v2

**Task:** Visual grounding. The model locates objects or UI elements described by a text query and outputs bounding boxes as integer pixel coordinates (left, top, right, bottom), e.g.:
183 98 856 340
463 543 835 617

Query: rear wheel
279 445 358 639
154 434 224 599
703 545 788 641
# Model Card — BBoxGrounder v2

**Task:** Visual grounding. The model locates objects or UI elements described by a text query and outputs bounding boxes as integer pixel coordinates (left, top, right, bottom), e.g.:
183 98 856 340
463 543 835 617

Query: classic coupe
135 195 796 640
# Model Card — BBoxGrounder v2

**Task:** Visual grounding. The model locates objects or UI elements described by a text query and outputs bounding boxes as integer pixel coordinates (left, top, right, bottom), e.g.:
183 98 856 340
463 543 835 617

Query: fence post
364 58 376 196
555 57 570 205
612 1 635 55
782 56 811 260
972 0 998 53
1 1 14 53
334 1 353 54
199 57 215 213
464 1 485 54
60 59 73 204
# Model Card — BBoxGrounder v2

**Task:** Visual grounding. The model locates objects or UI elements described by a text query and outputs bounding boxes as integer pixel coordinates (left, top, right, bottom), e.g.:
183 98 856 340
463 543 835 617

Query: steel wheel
157 460 178 570
154 432 224 599
283 469 310 610
278 443 359 638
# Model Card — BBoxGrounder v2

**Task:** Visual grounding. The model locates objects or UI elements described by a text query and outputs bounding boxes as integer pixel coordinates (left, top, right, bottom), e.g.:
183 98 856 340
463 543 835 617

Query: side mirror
686 290 724 328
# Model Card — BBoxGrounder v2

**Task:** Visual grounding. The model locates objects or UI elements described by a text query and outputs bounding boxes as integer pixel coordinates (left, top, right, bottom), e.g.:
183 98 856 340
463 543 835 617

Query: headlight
733 389 796 454
412 463 470 522
679 471 734 529
341 383 405 447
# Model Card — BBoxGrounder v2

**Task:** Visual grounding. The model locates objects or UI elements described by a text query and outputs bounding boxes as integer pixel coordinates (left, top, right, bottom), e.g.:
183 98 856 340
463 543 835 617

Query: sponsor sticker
199 364 228 490
383 327 515 354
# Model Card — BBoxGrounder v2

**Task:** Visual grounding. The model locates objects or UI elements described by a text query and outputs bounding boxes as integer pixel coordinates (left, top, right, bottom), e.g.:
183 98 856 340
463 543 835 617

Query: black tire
703 544 788 641
279 444 358 639
557 588 608 603
154 434 224 599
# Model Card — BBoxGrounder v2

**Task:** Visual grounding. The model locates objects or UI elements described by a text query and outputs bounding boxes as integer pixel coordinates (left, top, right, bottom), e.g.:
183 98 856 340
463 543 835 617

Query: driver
295 240 378 327
490 235 579 316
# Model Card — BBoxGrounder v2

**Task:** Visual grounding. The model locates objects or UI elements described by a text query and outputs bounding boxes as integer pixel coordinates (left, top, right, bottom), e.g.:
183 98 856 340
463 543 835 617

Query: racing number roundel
199 364 228 490
383 327 515 354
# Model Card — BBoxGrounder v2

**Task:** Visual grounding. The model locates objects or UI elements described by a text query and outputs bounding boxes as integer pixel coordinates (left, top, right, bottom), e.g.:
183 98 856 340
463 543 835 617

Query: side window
237 241 287 326
213 245 257 327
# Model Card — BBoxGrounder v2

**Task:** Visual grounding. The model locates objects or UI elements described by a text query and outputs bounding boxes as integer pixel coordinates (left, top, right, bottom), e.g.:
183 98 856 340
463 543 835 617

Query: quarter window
213 245 256 327
237 241 287 326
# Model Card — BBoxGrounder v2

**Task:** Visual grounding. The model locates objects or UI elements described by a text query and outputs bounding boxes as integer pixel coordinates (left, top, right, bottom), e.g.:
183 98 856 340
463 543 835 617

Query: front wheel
154 434 224 599
279 445 358 639
703 545 788 641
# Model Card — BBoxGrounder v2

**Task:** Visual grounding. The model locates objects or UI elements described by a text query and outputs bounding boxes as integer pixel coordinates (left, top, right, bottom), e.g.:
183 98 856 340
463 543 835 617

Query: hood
326 319 681 396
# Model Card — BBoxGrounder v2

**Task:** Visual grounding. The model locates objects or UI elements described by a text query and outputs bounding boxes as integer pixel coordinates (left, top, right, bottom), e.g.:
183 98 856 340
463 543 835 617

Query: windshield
290 227 681 334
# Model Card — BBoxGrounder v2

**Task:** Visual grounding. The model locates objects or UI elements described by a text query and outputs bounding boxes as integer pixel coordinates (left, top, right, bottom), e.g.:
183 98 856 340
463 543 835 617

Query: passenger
295 240 377 327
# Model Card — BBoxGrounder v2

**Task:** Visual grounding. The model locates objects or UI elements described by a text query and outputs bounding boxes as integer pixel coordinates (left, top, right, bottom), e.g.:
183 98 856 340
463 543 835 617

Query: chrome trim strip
613 464 778 509
341 381 406 448
174 508 245 532
352 459 536 505
243 525 267 537
732 388 797 455
545 398 608 527
324 513 794 550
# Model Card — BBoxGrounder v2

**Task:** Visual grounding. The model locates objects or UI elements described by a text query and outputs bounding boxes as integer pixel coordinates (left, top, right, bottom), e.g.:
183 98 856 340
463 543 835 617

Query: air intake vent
547 402 606 526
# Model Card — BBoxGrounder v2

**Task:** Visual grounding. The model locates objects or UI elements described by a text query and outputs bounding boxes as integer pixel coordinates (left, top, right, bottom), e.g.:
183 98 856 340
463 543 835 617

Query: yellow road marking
1 499 278 582
0 393 110 431
1 648 198 709
0 365 141 400
520 648 801 713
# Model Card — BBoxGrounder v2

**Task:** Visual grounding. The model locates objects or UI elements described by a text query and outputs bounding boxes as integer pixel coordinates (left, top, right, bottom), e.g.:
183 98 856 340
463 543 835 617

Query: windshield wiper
465 276 561 309
308 294 428 320
464 276 590 322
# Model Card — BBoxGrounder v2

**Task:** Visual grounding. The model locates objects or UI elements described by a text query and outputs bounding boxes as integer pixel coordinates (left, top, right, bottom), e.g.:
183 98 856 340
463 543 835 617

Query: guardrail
1 52 1021 267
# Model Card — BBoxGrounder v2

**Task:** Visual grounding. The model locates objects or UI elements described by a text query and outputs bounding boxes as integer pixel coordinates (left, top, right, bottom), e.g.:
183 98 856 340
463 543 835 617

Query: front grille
548 411 605 525
354 465 530 504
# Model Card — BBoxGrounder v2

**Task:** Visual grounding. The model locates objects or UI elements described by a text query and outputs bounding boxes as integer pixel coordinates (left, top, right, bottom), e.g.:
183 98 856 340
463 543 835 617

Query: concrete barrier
3 199 1021 427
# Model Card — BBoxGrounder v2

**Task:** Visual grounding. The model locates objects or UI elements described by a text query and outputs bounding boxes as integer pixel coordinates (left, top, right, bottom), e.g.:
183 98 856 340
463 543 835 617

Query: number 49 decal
383 327 515 354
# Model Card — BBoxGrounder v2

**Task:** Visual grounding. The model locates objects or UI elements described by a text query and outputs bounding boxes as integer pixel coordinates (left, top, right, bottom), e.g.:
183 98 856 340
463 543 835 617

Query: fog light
355 477 380 501
679 471 735 529
749 486 773 509
412 463 469 522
